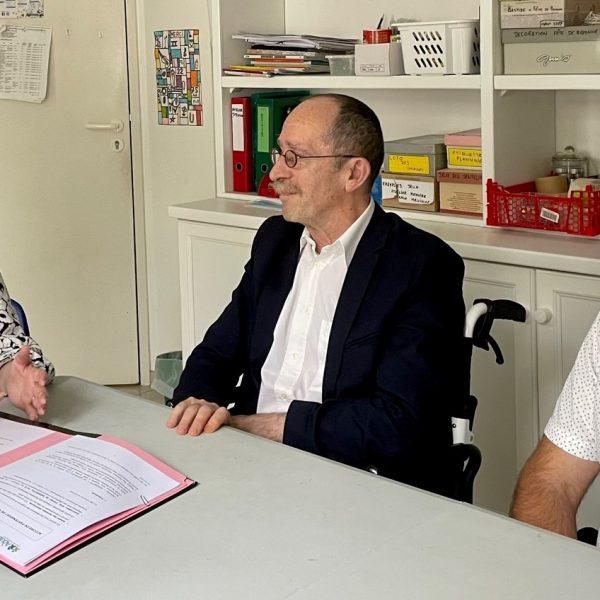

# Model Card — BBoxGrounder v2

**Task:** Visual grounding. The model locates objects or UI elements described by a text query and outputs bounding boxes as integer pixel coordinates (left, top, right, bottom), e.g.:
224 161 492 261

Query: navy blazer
174 204 465 493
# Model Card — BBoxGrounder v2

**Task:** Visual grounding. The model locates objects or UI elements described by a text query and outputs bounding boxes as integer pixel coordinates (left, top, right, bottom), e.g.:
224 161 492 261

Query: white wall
136 0 216 365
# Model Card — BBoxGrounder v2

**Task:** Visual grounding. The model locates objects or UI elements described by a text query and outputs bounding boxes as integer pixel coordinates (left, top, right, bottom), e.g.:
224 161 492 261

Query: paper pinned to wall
154 29 203 126
0 0 44 18
0 26 51 103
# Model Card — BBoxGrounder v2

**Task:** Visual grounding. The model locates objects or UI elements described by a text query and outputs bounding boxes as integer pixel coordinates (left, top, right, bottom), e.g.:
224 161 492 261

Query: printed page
0 26 51 102
0 418 51 455
0 435 180 566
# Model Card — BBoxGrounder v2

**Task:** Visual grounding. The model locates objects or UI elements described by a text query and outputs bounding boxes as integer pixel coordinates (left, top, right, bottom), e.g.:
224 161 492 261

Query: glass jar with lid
552 146 588 180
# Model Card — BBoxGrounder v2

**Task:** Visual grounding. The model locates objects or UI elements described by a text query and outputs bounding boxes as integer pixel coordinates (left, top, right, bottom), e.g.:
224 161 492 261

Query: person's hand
166 397 230 436
0 347 48 421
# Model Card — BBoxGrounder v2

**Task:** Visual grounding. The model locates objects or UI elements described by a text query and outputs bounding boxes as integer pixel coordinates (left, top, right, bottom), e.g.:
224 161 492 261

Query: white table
1 376 599 599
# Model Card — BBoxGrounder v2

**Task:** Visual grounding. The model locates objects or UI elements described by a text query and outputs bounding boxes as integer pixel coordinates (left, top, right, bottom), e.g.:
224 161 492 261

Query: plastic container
327 54 355 75
393 20 480 75
486 179 600 236
151 351 183 405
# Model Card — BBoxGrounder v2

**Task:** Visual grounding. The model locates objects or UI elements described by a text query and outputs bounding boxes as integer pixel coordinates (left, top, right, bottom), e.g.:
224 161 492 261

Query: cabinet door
178 221 256 361
536 271 600 429
463 260 536 514
535 270 600 529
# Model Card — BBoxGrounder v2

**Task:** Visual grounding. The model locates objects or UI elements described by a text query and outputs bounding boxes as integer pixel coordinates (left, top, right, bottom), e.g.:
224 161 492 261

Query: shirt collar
299 201 375 266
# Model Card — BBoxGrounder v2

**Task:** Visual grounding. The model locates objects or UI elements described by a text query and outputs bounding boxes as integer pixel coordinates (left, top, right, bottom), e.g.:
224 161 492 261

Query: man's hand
0 347 48 421
166 397 231 436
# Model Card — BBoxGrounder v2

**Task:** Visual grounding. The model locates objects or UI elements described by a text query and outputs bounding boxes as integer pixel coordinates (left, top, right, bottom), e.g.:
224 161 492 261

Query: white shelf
221 74 481 90
495 75 600 91
220 192 485 227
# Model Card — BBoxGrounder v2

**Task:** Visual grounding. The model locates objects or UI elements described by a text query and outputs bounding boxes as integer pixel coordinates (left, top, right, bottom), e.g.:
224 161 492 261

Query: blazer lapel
322 205 391 398
250 234 300 368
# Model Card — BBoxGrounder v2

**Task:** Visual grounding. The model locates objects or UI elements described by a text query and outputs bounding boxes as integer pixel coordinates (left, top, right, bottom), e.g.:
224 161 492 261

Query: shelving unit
221 74 482 90
495 74 600 91
210 0 600 234
172 0 600 515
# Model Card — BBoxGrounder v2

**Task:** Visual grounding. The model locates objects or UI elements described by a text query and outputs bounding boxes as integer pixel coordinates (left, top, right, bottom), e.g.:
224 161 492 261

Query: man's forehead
280 99 337 147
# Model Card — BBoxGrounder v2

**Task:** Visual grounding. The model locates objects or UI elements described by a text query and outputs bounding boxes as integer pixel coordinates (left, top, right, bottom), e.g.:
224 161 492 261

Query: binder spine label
232 103 245 152
257 106 270 153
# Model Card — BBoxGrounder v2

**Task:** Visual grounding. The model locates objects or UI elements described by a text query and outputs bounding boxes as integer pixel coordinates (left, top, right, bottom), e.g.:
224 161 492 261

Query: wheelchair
370 298 527 504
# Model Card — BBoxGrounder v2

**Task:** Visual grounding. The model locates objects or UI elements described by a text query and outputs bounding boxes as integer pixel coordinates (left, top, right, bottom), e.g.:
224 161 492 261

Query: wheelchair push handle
475 298 527 324
466 299 527 365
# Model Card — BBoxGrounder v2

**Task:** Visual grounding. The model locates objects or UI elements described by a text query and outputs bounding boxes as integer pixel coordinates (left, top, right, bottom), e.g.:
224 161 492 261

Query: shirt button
292 352 300 360
279 392 289 401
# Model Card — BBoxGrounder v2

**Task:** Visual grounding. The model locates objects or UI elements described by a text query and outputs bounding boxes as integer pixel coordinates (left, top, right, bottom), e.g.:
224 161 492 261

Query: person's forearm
229 413 285 442
511 480 578 538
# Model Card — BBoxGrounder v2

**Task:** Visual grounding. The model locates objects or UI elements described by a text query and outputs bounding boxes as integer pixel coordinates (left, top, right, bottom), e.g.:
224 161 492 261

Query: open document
0 416 195 576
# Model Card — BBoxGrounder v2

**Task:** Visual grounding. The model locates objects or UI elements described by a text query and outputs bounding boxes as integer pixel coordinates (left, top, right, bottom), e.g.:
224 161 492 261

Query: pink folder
0 413 196 577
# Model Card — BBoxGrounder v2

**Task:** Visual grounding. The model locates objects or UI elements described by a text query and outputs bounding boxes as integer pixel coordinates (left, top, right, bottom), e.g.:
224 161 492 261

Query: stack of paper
0 415 195 576
232 33 358 52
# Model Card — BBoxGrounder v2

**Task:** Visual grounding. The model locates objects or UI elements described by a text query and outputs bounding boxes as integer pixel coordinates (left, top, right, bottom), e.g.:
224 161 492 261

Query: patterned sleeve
0 272 55 381
544 312 600 462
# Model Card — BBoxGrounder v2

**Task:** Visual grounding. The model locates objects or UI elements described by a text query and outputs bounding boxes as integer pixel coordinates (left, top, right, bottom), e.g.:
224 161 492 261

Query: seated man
168 94 465 493
0 272 54 420
511 311 600 538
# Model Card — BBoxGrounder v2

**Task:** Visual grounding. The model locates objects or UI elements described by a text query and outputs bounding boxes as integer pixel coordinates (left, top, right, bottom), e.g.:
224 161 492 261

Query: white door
0 1 138 383
463 260 536 514
535 270 600 529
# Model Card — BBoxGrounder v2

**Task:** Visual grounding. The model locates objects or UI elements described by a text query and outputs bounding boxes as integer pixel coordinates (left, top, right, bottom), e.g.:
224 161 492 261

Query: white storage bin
393 20 480 75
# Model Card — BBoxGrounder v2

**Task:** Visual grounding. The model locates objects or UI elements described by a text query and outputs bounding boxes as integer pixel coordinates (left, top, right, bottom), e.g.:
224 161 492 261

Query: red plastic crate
486 179 600 236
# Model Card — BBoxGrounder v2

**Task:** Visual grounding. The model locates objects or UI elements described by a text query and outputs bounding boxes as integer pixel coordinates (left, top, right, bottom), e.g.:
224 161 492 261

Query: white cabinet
177 220 255 361
536 271 600 430
463 260 535 513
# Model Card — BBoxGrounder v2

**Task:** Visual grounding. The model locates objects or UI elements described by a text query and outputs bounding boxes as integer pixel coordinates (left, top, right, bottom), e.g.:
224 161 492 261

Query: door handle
534 308 553 324
85 120 124 132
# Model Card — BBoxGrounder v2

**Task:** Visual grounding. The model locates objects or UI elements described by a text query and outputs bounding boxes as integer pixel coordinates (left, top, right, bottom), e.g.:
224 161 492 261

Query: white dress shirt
257 201 375 414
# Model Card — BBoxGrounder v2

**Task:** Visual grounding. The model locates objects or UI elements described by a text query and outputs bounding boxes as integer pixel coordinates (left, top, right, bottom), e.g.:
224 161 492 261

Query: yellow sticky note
447 147 482 169
388 154 431 175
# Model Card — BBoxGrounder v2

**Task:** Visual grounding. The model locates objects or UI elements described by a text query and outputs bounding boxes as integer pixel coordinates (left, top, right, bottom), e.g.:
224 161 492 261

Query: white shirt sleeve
545 312 600 462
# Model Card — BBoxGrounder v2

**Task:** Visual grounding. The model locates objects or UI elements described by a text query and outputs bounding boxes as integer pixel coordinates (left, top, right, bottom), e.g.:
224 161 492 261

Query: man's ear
344 157 371 193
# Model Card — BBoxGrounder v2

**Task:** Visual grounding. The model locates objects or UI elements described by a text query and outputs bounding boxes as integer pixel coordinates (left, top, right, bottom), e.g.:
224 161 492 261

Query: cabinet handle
534 308 553 324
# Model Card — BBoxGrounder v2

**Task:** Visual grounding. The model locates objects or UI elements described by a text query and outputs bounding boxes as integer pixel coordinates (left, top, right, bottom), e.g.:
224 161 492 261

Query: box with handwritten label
381 172 439 212
444 128 482 170
503 25 600 74
500 0 598 29
384 135 446 177
437 169 483 216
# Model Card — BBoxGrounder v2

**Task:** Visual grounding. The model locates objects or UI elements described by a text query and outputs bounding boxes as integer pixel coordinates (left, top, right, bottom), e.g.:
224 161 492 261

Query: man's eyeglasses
270 147 357 169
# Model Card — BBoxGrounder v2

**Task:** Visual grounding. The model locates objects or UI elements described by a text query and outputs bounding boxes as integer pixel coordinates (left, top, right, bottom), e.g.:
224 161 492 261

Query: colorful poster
154 29 202 126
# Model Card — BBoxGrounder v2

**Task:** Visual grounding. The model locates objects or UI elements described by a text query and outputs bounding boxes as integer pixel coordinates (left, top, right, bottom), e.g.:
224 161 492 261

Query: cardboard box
500 0 598 29
381 172 439 212
503 37 600 74
355 42 404 76
502 24 600 43
444 128 482 147
384 135 446 177
437 169 483 216
446 147 482 169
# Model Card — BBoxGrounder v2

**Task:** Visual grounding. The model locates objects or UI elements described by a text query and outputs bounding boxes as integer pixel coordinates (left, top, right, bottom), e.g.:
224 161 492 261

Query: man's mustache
270 181 299 195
